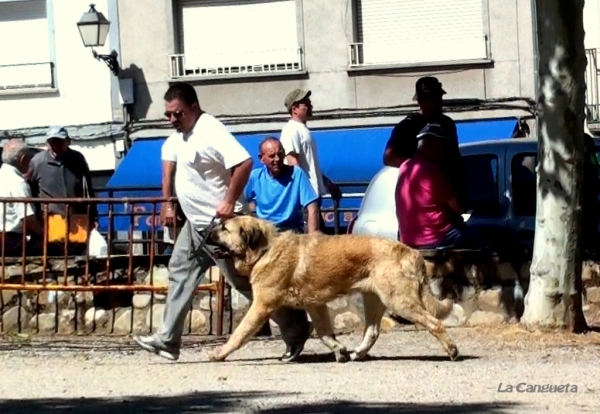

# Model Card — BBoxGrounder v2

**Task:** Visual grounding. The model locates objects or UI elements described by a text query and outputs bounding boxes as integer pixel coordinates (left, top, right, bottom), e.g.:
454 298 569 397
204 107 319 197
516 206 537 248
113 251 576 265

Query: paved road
0 325 599 413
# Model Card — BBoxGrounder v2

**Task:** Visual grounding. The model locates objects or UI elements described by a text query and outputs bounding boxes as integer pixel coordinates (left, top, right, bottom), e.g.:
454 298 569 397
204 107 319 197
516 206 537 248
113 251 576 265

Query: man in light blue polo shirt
243 136 320 362
245 136 320 234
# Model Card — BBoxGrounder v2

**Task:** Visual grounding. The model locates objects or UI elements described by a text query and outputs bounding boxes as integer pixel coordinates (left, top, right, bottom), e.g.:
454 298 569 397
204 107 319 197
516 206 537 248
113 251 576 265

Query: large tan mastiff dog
206 215 459 363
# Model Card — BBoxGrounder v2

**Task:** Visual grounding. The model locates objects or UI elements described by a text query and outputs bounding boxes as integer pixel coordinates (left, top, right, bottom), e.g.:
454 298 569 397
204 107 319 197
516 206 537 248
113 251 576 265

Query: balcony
586 48 600 123
169 47 305 80
348 37 490 70
0 62 55 94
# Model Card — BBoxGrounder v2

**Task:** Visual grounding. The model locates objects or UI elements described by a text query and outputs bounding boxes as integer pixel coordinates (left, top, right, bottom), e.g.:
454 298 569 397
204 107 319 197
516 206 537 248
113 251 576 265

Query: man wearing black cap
383 76 468 208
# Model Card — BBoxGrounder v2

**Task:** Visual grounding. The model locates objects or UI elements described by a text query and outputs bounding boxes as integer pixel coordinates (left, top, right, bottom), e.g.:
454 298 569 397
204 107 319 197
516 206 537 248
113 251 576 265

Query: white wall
28 138 120 171
70 140 120 171
0 0 114 130
585 0 600 50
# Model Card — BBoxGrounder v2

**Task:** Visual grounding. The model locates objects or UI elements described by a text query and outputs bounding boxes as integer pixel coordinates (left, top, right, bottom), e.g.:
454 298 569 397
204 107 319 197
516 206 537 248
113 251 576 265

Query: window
0 0 54 92
171 0 303 79
511 152 537 217
350 0 488 67
463 154 499 215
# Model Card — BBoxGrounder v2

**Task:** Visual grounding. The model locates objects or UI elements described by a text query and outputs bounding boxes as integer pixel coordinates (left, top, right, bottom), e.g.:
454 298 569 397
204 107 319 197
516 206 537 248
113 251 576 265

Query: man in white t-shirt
279 89 341 230
0 139 44 255
133 83 311 363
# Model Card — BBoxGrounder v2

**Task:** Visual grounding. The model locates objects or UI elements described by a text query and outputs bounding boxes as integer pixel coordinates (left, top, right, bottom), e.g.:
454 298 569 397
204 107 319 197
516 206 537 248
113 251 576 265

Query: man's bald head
258 137 282 156
1 139 31 173
258 136 286 176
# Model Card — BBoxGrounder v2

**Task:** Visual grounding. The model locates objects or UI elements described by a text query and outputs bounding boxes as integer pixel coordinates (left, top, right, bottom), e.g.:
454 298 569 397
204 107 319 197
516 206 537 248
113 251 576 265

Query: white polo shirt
161 113 251 229
280 119 327 197
0 163 36 233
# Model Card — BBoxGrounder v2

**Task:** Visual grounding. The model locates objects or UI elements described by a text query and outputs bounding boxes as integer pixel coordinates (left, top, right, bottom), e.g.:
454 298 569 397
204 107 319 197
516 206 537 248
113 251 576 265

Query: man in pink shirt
396 123 465 249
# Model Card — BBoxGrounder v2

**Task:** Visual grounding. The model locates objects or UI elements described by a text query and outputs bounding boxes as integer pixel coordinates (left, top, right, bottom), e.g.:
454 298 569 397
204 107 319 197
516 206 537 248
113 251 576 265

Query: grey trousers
156 221 311 348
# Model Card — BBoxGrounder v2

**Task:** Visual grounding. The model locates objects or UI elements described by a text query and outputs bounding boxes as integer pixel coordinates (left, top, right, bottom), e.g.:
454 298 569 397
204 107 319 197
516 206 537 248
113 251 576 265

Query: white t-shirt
279 119 327 197
161 113 251 229
0 164 35 233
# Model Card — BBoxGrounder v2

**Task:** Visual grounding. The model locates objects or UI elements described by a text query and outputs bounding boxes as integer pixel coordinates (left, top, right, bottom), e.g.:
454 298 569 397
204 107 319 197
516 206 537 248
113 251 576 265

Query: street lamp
76 4 120 76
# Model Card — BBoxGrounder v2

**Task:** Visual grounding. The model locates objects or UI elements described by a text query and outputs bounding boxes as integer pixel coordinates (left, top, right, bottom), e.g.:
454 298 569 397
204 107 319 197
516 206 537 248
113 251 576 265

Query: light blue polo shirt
244 165 318 230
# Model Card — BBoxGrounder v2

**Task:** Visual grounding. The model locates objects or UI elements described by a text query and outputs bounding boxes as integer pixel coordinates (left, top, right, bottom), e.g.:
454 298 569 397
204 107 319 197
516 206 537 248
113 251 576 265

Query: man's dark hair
164 83 199 106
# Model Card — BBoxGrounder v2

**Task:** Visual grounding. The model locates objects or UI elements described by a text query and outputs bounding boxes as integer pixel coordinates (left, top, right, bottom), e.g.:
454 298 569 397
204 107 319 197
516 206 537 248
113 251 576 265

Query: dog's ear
241 227 265 250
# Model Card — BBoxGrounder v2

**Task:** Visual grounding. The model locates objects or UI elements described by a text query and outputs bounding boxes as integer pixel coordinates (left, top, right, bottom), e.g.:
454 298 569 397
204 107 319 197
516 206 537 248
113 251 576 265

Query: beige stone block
477 287 503 312
333 311 361 333
467 310 508 326
586 287 600 304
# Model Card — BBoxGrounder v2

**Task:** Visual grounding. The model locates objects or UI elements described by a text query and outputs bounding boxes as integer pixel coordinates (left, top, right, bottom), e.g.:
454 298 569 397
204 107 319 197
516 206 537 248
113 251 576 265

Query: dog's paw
208 348 225 362
448 345 459 361
349 351 367 361
334 348 350 363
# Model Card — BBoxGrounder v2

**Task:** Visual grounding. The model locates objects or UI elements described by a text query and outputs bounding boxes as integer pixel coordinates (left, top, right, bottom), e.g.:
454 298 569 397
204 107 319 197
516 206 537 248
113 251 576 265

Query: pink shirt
396 155 457 248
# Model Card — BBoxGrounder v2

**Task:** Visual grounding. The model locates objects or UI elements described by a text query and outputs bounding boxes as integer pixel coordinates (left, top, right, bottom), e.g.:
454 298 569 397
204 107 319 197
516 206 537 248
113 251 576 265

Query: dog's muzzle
189 217 233 261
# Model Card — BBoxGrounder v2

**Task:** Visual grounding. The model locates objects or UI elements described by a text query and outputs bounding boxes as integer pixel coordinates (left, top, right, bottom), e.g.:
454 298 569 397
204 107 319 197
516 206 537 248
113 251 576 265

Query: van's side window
511 152 537 217
463 154 499 215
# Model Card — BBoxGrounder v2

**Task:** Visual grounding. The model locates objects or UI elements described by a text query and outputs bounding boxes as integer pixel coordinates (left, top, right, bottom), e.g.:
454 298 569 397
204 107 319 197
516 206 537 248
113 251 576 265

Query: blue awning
97 138 166 233
105 137 166 192
100 117 519 231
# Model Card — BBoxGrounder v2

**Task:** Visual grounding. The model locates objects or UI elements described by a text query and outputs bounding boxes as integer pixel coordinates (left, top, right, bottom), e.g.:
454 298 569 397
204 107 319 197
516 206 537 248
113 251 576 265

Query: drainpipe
528 0 540 138
530 0 540 104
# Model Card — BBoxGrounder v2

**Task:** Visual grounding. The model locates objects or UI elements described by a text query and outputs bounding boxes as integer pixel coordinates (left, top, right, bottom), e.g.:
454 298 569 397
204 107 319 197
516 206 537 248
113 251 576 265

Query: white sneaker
133 335 180 361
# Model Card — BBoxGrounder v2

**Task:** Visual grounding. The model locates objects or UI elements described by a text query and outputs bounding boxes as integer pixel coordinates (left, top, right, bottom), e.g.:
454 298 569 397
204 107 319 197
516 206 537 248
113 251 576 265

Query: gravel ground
1 325 599 413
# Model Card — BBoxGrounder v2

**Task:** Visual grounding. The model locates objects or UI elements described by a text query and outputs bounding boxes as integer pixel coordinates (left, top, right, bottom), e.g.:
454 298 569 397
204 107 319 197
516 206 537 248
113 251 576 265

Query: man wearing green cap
280 89 341 231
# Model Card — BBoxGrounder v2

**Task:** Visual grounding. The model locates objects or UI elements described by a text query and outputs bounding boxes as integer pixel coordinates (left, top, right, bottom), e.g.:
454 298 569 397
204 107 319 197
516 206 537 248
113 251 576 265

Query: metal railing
0 182 368 337
0 62 54 92
169 47 304 79
348 37 489 68
0 196 228 337
586 48 600 123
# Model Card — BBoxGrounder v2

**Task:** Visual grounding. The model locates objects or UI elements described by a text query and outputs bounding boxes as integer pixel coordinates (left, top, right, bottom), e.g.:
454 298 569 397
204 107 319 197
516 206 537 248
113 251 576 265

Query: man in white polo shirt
0 139 44 255
133 83 310 362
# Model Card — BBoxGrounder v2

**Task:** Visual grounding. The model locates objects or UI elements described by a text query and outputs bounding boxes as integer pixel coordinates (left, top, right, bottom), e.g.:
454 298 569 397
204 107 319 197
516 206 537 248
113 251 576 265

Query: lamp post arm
92 49 120 76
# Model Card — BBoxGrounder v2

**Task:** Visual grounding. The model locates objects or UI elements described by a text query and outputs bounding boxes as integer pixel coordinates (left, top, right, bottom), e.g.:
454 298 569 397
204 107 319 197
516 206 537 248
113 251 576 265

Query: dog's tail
417 255 454 320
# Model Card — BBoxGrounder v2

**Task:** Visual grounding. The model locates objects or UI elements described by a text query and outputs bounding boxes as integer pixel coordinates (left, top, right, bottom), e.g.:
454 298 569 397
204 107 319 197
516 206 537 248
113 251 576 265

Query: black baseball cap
413 76 446 101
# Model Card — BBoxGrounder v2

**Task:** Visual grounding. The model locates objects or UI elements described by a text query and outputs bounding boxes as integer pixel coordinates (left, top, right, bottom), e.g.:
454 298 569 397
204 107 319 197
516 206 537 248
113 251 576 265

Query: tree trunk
521 0 588 332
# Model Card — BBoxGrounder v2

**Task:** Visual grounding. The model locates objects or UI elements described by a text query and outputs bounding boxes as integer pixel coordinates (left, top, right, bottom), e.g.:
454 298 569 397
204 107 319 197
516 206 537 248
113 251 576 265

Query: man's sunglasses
164 110 184 119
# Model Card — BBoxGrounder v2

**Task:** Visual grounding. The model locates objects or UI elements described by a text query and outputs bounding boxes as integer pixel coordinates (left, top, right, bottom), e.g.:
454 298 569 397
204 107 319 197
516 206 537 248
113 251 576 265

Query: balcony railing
586 48 600 123
169 47 304 79
348 37 489 68
0 62 55 92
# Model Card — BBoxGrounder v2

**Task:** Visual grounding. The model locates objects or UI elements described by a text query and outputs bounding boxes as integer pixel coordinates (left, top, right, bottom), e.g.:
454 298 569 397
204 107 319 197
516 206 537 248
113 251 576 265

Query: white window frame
170 0 306 81
0 0 57 96
348 0 492 71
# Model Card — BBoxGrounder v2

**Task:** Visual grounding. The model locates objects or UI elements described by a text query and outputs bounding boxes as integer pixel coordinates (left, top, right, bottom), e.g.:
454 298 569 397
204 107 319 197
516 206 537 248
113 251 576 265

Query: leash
188 216 219 262
187 210 249 263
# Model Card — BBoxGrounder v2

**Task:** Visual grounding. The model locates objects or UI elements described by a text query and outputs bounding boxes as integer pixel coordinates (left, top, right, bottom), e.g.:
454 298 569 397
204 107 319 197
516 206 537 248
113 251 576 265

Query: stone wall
0 261 226 337
3 256 600 338
305 258 600 334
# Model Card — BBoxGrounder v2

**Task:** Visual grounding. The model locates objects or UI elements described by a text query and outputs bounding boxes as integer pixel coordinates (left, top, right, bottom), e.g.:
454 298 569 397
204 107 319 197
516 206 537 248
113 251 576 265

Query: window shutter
357 0 487 65
177 0 301 76
0 0 52 90
0 0 49 66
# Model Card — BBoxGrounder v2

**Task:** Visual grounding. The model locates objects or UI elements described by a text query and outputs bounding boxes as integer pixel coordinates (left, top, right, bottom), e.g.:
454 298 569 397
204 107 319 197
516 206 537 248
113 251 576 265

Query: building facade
118 0 539 138
0 0 125 175
3 0 600 179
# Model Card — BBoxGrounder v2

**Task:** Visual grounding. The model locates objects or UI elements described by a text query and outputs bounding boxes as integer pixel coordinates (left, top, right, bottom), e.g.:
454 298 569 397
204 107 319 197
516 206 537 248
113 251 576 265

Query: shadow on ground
0 392 523 414
0 336 227 353
222 353 481 366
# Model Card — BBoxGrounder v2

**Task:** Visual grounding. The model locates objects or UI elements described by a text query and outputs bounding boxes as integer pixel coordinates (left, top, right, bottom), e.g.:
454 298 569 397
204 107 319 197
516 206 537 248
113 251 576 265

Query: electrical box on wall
119 78 135 105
